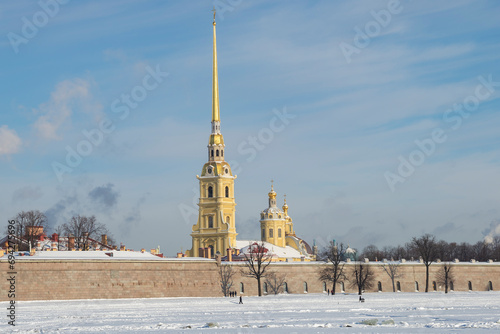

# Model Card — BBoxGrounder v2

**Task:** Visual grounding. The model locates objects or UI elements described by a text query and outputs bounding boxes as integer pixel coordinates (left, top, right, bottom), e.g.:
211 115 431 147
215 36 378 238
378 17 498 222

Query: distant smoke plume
88 183 119 210
44 195 78 231
483 220 500 243
120 194 148 238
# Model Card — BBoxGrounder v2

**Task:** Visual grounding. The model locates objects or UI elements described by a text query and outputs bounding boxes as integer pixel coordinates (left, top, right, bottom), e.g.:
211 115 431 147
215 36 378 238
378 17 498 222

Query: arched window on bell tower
208 186 213 198
208 216 214 228
225 186 229 197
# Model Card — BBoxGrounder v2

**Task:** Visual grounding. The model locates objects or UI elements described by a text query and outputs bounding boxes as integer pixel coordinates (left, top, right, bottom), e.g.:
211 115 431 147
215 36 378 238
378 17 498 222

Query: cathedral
186 13 315 262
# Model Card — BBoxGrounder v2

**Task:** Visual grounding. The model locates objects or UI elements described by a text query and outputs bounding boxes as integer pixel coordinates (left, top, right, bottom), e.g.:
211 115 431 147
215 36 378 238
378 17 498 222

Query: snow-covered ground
3 291 500 333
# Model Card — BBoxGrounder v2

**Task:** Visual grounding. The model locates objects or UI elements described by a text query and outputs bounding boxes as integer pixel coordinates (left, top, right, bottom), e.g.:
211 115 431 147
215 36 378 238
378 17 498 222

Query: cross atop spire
212 7 216 23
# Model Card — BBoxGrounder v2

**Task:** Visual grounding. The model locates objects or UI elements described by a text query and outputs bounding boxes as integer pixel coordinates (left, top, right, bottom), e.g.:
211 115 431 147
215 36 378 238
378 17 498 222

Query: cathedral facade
186 14 314 261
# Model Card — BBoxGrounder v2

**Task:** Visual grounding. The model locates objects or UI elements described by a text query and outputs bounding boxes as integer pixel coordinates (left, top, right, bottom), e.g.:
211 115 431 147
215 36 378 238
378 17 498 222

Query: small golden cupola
282 194 288 216
260 182 286 248
283 194 295 236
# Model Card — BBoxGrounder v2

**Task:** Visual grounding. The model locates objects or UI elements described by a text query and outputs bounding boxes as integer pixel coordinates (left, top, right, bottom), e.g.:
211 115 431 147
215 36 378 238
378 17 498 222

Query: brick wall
1 259 498 301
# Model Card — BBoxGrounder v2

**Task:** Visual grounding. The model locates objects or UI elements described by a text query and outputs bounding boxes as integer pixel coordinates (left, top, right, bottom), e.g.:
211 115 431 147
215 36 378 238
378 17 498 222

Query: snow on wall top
1 251 214 261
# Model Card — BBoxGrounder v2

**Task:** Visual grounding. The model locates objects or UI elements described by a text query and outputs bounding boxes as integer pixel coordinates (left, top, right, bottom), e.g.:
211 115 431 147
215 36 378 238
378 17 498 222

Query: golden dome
268 184 276 199
282 195 288 211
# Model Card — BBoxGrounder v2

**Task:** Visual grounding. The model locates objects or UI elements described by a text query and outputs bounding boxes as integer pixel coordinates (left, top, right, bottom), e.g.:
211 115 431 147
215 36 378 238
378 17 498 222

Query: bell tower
188 10 237 258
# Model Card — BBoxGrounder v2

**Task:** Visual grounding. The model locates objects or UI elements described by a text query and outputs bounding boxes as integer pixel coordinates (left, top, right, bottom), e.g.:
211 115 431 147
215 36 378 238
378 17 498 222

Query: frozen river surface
3 291 500 333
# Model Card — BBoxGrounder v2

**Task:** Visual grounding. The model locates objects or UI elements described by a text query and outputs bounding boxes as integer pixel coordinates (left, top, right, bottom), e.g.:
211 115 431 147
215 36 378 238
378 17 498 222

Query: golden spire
212 7 220 122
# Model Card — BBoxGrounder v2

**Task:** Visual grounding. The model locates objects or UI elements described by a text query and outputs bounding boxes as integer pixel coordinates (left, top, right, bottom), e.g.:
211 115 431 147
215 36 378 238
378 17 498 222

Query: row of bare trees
361 236 500 263
318 236 459 295
359 234 498 292
219 238 457 297
6 210 114 251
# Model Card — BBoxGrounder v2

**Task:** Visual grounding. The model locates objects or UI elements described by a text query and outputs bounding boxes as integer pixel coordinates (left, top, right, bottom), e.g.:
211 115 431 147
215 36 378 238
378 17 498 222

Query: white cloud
0 125 22 155
33 78 100 140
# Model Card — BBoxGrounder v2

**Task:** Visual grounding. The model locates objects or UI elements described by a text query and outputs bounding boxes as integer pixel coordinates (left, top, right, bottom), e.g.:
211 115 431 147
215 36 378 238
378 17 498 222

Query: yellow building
187 13 314 261
257 184 315 261
186 13 237 258
260 185 289 248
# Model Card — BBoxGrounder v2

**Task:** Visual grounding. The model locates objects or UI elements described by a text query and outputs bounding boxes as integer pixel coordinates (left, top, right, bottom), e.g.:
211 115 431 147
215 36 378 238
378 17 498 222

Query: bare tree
455 242 472 262
349 261 375 295
219 264 235 297
11 210 48 250
265 272 286 295
318 241 346 295
436 262 454 293
471 241 491 262
435 240 453 261
404 241 419 260
54 225 64 251
361 244 383 261
240 242 272 296
411 234 437 292
62 215 110 250
491 236 500 261
379 261 403 292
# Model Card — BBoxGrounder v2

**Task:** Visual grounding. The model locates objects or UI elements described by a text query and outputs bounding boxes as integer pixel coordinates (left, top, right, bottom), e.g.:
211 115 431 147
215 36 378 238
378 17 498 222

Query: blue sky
1 0 499 255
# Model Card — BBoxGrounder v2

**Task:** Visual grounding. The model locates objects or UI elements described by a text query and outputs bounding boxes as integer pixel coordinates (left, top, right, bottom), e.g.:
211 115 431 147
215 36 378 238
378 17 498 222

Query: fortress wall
1 259 499 301
1 260 219 301
231 262 500 295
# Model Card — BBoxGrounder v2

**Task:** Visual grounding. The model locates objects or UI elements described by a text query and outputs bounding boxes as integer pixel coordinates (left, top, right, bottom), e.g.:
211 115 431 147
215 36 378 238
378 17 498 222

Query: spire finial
271 179 274 191
284 193 287 203
212 7 216 24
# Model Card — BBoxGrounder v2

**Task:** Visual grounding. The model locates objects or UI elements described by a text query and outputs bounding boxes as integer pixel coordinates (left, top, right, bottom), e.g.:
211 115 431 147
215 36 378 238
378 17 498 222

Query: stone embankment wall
1 259 498 301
